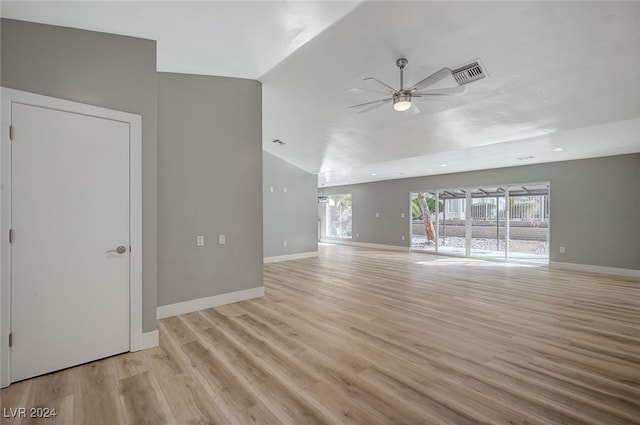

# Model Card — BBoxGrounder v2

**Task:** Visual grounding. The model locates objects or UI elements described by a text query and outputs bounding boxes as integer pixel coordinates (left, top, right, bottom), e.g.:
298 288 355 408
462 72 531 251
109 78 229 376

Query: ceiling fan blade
408 102 421 115
348 98 391 109
363 77 398 93
350 87 393 95
357 99 393 113
408 68 458 92
415 86 465 96
413 95 457 101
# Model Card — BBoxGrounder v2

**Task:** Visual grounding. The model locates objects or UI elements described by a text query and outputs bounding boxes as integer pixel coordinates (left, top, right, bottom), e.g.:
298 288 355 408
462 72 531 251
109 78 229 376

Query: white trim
264 251 318 263
550 261 640 278
321 239 409 252
135 330 159 351
157 287 265 319
0 88 145 387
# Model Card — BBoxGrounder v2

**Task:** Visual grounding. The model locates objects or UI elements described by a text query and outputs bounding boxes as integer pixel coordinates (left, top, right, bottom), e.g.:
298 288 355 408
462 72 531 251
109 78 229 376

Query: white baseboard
139 330 159 351
130 329 159 351
157 286 265 319
550 261 640 278
264 251 318 263
320 239 409 252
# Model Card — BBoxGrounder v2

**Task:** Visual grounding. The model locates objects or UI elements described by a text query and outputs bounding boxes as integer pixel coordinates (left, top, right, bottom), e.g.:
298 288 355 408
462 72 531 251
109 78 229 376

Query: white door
10 103 130 382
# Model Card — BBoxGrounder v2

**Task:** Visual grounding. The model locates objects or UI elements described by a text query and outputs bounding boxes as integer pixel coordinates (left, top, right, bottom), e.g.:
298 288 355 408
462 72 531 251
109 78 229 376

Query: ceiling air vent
452 60 486 85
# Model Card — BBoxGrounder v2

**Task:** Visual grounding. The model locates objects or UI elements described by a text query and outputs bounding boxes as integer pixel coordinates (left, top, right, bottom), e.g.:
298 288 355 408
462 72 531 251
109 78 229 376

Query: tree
412 197 442 219
417 193 436 242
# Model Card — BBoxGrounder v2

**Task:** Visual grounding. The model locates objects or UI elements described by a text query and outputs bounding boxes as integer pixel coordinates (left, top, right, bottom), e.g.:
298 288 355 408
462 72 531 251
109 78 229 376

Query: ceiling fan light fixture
393 93 412 111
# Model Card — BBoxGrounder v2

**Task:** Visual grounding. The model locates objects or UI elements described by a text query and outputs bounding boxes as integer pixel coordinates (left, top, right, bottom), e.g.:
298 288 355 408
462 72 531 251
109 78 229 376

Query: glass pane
438 190 466 256
470 187 506 260
326 194 352 238
411 192 438 252
508 184 549 264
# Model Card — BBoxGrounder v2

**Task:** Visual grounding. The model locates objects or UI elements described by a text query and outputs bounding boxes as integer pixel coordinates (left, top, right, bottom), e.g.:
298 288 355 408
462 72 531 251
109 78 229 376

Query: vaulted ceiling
3 1 639 187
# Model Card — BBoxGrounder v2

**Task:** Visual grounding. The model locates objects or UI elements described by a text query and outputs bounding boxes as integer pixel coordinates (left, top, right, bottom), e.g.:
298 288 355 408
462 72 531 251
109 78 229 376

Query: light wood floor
2 244 640 424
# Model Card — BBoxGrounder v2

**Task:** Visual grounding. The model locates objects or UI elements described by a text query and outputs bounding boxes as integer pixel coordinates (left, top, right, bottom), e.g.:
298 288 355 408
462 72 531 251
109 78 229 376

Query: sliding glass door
411 192 438 253
470 188 506 260
438 190 466 256
507 184 549 263
410 183 549 264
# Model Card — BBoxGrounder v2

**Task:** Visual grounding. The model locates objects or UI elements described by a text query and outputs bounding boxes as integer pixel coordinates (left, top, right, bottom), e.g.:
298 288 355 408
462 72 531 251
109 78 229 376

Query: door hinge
9 229 13 243
8 333 13 348
9 125 13 141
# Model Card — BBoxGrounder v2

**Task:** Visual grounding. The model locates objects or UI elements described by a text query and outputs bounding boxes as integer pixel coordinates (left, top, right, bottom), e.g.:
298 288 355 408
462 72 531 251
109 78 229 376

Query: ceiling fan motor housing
393 92 411 102
393 92 412 111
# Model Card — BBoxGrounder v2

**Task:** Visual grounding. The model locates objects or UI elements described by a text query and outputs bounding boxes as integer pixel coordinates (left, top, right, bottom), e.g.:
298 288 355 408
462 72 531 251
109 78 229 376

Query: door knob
107 246 127 254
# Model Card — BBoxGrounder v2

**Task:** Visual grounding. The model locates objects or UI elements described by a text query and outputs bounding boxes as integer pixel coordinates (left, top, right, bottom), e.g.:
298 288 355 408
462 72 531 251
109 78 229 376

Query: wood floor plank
302 380 389 425
250 375 332 425
19 395 74 425
74 361 126 425
228 402 283 425
199 309 320 389
2 244 639 424
118 371 173 425
0 379 32 425
180 340 258 417
199 324 272 386
152 372 230 425
109 350 151 380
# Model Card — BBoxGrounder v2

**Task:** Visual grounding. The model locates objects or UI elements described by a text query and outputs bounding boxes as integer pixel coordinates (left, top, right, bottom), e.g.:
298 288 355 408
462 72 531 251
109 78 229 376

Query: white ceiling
3 1 640 187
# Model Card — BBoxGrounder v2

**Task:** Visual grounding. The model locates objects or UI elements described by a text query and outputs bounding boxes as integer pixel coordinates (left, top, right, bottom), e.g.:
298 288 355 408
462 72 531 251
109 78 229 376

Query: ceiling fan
349 58 465 113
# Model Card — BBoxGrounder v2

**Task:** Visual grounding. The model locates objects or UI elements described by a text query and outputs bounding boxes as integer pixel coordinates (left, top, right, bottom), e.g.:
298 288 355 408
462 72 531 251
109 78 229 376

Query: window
326 194 352 238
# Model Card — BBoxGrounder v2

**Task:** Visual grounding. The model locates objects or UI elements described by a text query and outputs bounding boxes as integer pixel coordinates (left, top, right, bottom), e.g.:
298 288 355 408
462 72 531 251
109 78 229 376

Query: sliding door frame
409 181 549 263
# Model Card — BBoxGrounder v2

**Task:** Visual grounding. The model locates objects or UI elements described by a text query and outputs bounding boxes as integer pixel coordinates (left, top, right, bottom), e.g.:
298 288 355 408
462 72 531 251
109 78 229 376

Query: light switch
196 235 205 247
283 187 287 193
375 213 380 218
283 241 287 247
219 234 226 245
270 187 274 193
401 212 406 218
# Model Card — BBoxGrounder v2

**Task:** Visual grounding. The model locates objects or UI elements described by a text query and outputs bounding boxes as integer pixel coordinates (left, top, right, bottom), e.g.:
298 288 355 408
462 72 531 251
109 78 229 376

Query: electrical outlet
401 235 406 241
560 246 566 253
401 212 406 218
283 241 287 247
196 235 205 247
270 186 274 193
356 233 360 238
218 234 226 245
375 213 380 218
283 187 287 193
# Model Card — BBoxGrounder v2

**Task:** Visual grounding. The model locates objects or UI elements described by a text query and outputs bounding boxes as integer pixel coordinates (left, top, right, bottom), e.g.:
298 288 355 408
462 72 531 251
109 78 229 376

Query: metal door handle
107 246 127 254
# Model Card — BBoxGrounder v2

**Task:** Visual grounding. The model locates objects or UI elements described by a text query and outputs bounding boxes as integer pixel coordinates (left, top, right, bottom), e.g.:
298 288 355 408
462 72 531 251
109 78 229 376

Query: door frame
0 88 143 387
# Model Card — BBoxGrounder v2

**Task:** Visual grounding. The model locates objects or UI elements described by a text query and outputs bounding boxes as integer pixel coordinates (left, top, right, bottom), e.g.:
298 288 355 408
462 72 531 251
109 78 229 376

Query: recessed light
371 173 377 176
440 164 448 167
517 156 535 161
552 147 564 152
395 171 408 176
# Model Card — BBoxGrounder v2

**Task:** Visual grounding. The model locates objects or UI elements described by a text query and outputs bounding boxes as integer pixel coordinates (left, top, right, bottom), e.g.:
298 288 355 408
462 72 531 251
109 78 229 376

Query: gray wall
157 72 262 306
263 152 318 258
320 154 640 270
1 18 158 333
